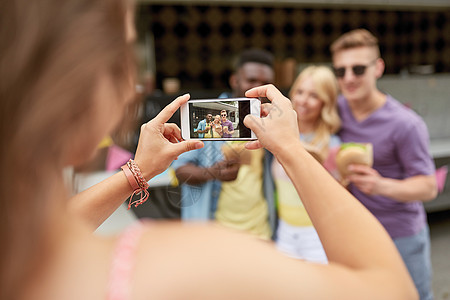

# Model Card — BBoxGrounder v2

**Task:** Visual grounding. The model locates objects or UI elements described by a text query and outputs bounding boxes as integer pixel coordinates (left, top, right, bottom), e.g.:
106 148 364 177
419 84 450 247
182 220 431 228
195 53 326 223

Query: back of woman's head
1 0 133 160
0 0 133 297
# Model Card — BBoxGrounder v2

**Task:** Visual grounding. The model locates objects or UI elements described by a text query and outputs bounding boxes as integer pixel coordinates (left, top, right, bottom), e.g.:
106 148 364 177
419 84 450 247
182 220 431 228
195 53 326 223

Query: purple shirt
221 120 234 138
338 94 435 238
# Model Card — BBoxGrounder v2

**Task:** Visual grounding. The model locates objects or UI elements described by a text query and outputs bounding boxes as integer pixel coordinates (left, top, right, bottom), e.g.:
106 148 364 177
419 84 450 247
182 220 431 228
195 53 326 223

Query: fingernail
195 142 203 149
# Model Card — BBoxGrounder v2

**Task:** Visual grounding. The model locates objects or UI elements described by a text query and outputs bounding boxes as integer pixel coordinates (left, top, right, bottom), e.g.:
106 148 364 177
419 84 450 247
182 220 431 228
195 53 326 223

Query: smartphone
180 97 260 141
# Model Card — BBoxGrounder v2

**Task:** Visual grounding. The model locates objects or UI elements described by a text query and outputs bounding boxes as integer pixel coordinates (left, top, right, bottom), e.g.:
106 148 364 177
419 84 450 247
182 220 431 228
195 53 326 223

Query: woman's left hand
134 94 203 179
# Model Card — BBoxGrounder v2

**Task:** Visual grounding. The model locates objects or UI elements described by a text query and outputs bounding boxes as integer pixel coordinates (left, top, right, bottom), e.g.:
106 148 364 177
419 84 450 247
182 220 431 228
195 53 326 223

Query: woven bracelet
121 159 150 209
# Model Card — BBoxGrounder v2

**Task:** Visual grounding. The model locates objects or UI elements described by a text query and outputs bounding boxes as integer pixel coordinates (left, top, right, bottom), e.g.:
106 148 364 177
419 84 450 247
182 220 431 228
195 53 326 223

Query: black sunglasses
333 58 378 78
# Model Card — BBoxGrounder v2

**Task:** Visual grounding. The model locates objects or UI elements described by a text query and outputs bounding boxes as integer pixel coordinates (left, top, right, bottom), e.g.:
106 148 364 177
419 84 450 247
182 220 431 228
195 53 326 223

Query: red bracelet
121 159 150 209
121 164 140 192
127 159 150 190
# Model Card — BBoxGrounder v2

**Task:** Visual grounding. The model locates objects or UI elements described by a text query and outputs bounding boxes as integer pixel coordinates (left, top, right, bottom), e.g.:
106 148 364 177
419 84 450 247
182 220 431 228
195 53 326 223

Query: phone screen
188 99 252 139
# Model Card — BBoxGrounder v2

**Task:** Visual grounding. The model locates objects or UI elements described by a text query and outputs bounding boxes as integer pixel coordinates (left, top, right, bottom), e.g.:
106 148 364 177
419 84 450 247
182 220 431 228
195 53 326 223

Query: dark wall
137 4 450 90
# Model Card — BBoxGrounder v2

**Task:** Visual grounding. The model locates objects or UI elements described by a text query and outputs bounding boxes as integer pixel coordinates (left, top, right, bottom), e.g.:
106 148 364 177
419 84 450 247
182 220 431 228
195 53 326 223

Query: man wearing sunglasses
331 29 437 300
220 110 235 138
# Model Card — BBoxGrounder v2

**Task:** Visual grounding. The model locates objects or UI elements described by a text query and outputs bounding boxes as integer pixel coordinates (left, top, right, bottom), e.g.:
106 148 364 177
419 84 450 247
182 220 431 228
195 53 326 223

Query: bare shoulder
128 221 350 300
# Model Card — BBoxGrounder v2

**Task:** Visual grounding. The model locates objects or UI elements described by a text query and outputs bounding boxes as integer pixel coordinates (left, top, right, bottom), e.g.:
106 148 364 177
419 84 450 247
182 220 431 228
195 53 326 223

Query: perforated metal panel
137 4 450 90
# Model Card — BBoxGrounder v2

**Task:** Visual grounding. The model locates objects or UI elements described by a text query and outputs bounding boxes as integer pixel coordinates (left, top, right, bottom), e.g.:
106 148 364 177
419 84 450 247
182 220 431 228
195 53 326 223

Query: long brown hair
0 0 134 298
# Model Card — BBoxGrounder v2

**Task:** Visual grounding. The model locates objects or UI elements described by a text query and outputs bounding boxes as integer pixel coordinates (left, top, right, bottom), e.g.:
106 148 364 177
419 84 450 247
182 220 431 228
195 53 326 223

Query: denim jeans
394 225 433 300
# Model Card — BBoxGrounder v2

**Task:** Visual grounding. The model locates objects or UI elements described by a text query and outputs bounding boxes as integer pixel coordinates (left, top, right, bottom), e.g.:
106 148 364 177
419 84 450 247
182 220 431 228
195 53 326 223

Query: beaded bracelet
121 159 150 209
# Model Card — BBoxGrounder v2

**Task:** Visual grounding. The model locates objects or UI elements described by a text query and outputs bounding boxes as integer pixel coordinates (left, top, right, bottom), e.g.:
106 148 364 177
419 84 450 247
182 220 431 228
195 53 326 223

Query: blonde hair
289 66 341 160
0 0 134 298
330 29 380 57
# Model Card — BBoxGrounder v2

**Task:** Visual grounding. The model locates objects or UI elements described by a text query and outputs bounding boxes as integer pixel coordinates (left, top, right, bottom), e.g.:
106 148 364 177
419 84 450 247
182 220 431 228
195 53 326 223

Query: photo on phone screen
181 98 260 140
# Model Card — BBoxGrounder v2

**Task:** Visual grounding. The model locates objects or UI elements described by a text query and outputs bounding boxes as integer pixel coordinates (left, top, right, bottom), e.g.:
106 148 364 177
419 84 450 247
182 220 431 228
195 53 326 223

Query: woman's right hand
134 94 204 180
243 85 300 156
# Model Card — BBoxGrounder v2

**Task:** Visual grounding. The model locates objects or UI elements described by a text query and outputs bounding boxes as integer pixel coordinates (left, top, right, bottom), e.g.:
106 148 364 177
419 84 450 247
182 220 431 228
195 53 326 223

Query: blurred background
86 0 450 298
134 0 450 209
135 0 449 89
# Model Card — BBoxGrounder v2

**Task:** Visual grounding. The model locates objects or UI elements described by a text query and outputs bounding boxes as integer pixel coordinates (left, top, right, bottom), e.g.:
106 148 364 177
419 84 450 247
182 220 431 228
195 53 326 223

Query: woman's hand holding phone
243 84 300 156
134 94 203 180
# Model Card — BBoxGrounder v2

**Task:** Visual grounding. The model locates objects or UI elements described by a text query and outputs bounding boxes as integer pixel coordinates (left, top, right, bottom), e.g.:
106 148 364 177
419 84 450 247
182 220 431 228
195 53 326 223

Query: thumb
243 115 262 135
245 140 262 150
171 140 204 157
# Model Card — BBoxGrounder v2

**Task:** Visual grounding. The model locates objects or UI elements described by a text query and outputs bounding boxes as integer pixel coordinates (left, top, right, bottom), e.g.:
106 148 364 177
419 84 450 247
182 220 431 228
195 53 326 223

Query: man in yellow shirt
173 49 276 240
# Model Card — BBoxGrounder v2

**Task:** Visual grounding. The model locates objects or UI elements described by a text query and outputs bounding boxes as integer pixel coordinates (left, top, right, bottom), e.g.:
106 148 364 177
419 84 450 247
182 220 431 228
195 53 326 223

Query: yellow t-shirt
212 124 222 138
204 124 212 138
215 145 271 240
271 157 313 227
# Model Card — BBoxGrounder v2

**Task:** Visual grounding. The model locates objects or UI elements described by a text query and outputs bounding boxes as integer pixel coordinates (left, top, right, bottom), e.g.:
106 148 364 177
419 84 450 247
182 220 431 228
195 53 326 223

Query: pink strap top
106 221 146 300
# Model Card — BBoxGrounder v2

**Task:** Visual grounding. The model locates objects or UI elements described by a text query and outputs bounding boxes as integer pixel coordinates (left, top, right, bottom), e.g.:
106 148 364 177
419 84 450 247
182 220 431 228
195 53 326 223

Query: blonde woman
272 66 341 263
212 114 223 138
